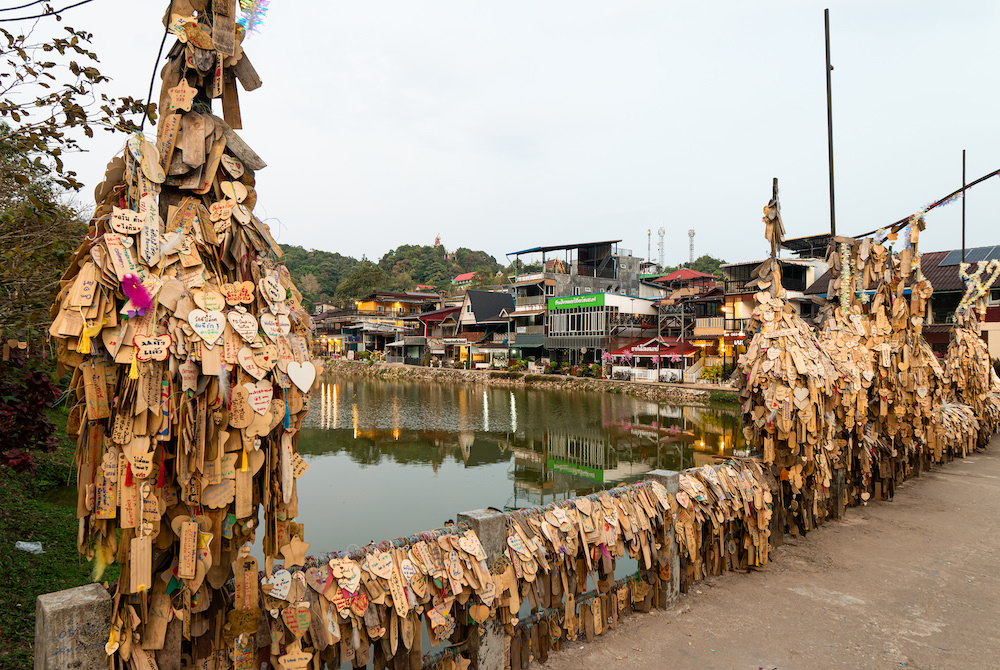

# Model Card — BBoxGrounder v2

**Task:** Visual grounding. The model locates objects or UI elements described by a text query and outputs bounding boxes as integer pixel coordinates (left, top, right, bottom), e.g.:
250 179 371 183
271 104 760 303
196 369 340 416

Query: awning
512 308 546 316
608 337 679 358
430 348 445 354
663 343 697 358
724 334 746 345
386 340 406 348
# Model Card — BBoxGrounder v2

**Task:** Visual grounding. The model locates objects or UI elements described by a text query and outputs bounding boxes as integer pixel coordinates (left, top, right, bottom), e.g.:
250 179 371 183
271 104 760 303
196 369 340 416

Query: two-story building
435 290 515 368
544 292 658 366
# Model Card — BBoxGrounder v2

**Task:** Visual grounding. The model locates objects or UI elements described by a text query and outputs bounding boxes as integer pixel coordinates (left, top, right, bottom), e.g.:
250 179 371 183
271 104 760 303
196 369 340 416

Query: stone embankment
321 359 735 405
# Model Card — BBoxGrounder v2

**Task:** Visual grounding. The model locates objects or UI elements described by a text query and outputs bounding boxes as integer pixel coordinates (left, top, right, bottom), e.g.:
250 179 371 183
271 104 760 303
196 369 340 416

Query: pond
295 377 748 555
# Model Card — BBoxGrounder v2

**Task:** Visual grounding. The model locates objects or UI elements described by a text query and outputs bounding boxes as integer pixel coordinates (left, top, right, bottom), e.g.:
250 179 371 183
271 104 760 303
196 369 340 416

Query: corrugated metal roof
803 250 962 295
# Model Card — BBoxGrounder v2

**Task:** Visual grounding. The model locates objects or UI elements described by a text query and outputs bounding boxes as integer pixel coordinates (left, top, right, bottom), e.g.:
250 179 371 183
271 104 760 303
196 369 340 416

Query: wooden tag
167 79 197 113
177 520 199 579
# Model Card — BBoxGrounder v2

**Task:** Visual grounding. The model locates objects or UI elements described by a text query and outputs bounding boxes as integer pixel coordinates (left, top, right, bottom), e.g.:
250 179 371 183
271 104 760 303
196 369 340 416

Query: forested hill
280 243 504 309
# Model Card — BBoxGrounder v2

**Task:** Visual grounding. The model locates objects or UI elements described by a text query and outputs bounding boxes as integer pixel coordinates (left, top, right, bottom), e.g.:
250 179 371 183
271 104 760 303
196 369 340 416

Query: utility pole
825 8 836 236
962 149 967 263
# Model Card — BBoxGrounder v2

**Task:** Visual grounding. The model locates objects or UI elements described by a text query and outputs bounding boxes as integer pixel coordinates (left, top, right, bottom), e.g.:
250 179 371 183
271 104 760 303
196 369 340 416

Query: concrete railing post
35 583 111 670
645 469 680 609
457 508 507 670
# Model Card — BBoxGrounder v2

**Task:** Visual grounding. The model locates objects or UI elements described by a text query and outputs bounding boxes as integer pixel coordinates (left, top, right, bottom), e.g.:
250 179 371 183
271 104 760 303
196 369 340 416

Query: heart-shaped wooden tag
228 311 258 343
260 312 291 342
349 590 369 618
366 550 393 579
232 203 251 224
305 566 332 594
263 569 291 601
459 531 487 561
188 309 225 345
243 381 273 415
280 602 311 639
220 154 245 178
237 347 266 381
480 577 497 606
253 344 278 371
286 361 316 392
259 275 283 303
193 290 227 312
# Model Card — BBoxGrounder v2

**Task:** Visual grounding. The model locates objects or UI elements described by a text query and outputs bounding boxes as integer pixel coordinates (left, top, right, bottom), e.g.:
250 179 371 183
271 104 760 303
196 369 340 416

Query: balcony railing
515 295 546 308
695 317 724 329
515 325 545 335
724 280 752 295
724 318 751 332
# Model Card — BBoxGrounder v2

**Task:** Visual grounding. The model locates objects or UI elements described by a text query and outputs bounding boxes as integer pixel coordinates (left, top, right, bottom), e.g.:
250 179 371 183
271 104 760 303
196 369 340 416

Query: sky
15 0 1000 268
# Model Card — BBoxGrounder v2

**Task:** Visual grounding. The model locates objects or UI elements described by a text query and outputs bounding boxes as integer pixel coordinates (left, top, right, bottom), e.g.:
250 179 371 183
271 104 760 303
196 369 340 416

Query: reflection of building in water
510 425 663 508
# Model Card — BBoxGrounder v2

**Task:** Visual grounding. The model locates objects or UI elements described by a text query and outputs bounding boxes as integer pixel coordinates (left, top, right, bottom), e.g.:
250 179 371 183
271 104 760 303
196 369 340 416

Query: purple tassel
121 273 153 317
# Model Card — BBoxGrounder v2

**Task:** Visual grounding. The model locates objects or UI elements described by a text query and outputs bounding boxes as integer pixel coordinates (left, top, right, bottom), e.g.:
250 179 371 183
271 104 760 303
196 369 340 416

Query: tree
335 263 391 304
0 124 87 341
1 16 150 190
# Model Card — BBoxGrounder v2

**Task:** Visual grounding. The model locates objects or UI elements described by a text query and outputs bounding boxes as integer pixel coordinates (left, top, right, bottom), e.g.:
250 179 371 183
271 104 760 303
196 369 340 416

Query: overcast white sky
34 0 1000 266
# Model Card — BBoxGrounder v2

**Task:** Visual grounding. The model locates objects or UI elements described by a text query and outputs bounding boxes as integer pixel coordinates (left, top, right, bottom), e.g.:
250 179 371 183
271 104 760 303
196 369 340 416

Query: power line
0 0 96 22
0 1 48 13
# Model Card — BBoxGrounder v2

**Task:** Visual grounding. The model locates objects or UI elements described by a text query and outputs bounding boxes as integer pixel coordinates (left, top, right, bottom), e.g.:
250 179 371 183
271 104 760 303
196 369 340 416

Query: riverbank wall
322 358 736 405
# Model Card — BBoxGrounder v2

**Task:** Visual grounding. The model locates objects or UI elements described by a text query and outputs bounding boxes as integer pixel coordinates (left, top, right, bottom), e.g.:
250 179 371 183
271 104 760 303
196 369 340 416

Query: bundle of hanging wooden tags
944 308 1000 444
736 190 839 535
814 228 949 504
277 524 493 670
498 480 672 668
49 3 323 669
673 460 772 587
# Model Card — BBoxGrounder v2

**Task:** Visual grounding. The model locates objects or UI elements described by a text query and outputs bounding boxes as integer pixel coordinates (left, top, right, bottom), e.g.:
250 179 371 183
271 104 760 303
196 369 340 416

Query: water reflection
296 377 748 553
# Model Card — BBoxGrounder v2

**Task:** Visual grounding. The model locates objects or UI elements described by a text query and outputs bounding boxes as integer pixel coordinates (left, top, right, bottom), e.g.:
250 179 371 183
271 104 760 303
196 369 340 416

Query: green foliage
488 371 522 380
0 124 88 341
700 363 736 382
280 244 360 308
523 374 549 383
335 262 392 303
0 409 107 669
0 23 150 191
282 243 504 308
591 364 603 378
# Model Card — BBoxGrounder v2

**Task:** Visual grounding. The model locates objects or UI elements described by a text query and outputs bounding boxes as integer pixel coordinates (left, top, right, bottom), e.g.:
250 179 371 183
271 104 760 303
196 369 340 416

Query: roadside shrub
0 350 60 473
489 371 522 380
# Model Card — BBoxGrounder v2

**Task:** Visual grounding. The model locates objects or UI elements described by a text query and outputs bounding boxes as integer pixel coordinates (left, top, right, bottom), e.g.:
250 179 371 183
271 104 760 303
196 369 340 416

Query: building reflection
301 379 749 509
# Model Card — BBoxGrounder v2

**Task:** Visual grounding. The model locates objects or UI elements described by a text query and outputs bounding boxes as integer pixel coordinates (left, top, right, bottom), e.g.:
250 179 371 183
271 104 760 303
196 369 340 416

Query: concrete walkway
540 440 1000 670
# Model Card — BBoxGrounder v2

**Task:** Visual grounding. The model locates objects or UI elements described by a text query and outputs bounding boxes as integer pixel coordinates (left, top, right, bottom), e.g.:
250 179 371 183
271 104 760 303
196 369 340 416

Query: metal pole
962 149 966 263
825 8 836 236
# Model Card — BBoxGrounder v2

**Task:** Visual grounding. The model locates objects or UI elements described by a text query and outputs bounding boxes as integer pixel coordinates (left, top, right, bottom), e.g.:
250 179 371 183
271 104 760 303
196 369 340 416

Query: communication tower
688 229 695 265
657 227 665 269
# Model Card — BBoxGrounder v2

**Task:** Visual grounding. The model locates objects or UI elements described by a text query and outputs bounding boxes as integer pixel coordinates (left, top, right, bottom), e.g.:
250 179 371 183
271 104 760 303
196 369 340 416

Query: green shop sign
547 294 605 310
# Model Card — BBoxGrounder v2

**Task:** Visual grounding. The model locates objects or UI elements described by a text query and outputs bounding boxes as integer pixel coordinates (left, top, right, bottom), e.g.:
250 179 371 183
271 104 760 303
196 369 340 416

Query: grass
0 408 106 670
708 389 740 406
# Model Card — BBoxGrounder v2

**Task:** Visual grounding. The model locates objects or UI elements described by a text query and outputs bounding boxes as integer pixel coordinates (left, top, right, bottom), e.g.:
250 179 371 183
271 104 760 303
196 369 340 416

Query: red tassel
157 460 166 489
125 462 133 487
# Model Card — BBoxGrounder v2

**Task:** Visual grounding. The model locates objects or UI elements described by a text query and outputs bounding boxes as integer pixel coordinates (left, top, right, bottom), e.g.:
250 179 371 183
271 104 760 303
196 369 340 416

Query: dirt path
539 441 1000 670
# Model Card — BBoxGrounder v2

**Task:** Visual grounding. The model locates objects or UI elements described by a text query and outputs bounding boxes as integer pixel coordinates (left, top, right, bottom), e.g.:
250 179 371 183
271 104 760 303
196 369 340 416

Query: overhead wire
0 0 96 22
